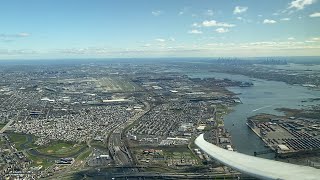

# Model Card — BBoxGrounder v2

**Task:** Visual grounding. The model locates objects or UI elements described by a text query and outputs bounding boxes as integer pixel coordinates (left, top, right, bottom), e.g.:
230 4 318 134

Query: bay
187 71 320 158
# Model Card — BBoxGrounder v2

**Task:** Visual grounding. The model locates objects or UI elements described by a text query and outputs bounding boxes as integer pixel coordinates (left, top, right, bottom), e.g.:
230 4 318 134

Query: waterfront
187 71 320 158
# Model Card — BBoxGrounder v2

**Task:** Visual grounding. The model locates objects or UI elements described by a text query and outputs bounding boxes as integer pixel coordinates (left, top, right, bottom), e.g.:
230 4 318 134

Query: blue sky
0 0 320 59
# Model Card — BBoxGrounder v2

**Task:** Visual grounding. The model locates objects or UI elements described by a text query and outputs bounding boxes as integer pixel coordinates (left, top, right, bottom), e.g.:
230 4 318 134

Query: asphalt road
0 119 15 133
108 102 150 166
109 131 131 166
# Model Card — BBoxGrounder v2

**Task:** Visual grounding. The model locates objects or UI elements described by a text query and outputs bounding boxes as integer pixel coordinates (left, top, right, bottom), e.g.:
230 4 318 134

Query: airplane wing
195 134 320 180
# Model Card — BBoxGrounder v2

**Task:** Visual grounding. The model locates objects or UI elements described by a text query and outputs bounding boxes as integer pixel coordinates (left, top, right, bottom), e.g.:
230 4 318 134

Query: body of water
187 71 320 158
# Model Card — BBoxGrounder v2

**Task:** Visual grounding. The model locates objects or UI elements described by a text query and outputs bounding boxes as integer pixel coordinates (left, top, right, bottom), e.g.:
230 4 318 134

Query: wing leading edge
195 134 320 180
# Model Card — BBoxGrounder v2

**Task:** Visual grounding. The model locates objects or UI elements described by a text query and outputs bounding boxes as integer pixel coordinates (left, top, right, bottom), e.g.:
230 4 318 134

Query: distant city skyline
1 0 320 59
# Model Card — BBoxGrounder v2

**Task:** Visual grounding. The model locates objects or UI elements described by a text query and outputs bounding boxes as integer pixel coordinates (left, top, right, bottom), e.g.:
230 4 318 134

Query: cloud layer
188 29 203 34
202 20 235 27
263 19 277 24
288 0 316 10
233 6 248 14
310 12 320 17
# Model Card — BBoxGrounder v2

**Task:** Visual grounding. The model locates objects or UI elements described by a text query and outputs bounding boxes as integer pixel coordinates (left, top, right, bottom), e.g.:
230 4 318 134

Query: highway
108 102 150 166
0 119 15 133
109 130 131 165
0 111 20 134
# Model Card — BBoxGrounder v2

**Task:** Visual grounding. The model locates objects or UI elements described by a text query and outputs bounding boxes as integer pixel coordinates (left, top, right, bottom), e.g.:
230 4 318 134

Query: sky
0 0 320 59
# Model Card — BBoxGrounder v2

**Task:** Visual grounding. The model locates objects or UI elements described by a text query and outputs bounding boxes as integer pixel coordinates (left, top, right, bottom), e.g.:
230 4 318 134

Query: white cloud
312 37 320 41
202 20 235 27
305 40 316 43
154 38 175 42
192 23 201 28
280 18 291 21
205 10 214 16
152 10 163 16
143 43 152 47
288 37 295 40
155 38 166 42
233 6 248 14
0 32 31 43
188 30 203 34
215 28 229 33
236 17 252 23
309 12 320 17
17 33 31 37
263 19 277 24
288 0 316 10
0 32 31 38
203 20 216 27
0 49 37 55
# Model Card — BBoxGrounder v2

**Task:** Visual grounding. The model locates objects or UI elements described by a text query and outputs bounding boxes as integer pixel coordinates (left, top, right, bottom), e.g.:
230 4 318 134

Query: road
0 119 15 133
0 110 20 134
112 172 245 179
48 102 150 179
108 102 150 166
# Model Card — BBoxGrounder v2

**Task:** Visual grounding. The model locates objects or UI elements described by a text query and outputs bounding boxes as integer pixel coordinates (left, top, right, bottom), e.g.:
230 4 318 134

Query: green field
7 133 34 150
7 133 54 168
26 151 54 168
37 141 86 157
6 132 89 170
9 133 26 143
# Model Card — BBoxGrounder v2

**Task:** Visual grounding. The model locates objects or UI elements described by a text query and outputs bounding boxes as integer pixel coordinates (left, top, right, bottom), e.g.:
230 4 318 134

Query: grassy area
6 133 88 169
6 132 54 168
77 148 92 161
0 123 7 129
7 133 29 150
248 113 277 122
276 107 320 120
37 141 86 157
90 140 107 150
9 133 26 144
0 138 5 146
25 151 54 169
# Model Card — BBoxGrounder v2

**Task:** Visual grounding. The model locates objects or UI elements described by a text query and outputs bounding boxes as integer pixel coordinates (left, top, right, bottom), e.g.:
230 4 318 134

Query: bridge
195 134 320 180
